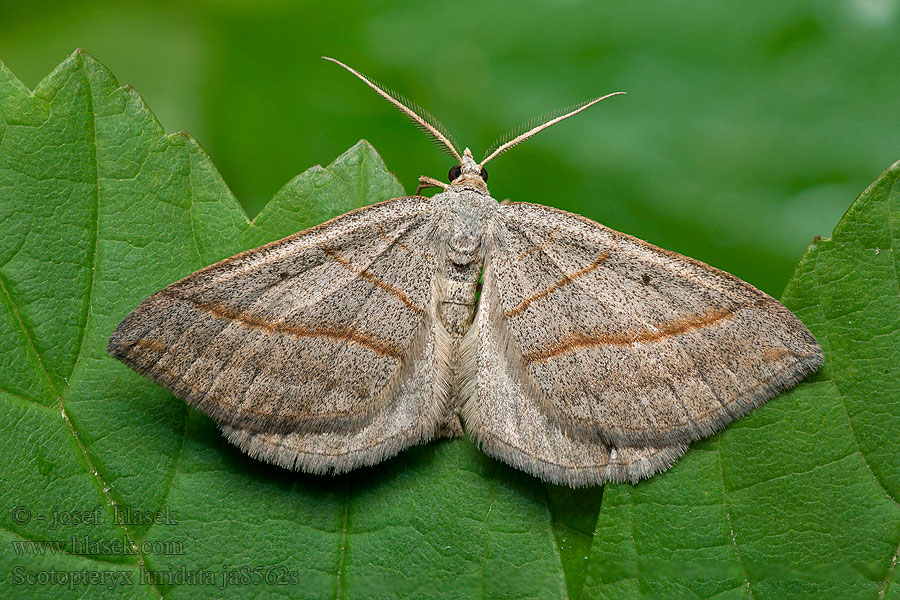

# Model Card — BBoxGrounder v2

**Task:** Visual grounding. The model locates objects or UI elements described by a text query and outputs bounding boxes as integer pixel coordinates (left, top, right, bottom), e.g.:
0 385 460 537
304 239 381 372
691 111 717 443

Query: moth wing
460 267 687 487
482 202 823 448
109 197 450 471
220 312 452 474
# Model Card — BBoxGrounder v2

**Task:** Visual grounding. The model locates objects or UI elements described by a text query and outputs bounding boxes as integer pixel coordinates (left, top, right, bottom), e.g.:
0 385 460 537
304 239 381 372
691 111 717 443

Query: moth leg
415 176 448 195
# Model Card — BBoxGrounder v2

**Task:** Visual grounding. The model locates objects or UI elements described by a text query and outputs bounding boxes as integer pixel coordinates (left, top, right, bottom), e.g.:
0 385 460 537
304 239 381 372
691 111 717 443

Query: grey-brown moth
108 58 823 488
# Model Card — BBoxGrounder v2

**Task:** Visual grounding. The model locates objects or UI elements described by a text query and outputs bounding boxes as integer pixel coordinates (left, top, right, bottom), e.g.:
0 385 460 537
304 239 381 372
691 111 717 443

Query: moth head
323 57 624 193
447 148 489 191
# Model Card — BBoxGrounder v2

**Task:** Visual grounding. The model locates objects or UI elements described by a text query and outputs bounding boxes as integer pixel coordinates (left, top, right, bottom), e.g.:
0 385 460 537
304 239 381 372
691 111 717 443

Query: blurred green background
2 0 899 296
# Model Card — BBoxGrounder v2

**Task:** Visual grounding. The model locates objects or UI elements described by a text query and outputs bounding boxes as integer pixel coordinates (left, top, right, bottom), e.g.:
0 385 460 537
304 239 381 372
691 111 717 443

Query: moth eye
448 165 462 181
479 167 488 182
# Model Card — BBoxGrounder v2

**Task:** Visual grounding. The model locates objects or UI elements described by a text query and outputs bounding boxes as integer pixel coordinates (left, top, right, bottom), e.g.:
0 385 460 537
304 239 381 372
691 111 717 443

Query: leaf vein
0 269 59 400
813 248 899 507
60 402 164 599
0 522 140 569
716 438 754 599
878 538 900 600
0 386 55 411
137 404 188 545
67 52 101 386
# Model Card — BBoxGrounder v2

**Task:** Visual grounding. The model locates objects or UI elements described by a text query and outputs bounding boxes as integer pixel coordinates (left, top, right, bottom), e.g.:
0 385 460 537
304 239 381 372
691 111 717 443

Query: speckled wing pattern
457 202 822 486
460 257 688 488
108 197 451 474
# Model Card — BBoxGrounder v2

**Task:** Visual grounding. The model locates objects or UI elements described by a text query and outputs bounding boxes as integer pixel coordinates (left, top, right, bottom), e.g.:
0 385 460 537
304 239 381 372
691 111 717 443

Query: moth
108 58 823 488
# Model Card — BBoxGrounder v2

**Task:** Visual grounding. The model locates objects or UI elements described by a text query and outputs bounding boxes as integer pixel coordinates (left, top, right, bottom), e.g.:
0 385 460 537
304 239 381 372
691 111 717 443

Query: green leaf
0 50 897 600
583 162 900 598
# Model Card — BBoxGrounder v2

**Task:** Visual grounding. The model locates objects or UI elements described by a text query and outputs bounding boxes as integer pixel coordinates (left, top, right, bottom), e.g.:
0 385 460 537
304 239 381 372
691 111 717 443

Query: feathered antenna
480 92 625 166
323 57 462 163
